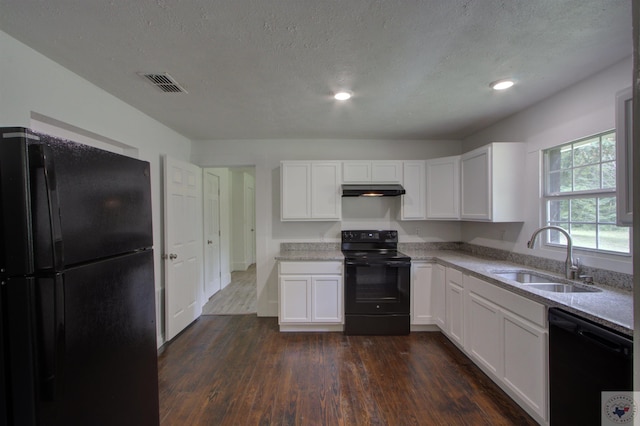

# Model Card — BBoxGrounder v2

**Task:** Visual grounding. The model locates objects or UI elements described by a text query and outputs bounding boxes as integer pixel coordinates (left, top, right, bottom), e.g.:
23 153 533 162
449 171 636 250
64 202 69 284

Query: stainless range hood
342 184 406 197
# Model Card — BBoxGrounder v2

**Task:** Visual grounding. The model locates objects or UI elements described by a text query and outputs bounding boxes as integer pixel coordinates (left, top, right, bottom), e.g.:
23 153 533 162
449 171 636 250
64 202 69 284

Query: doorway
202 166 256 315
203 171 222 300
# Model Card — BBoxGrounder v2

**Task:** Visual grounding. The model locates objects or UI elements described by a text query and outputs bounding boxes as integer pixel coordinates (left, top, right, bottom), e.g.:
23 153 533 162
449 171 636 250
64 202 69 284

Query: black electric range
341 230 411 335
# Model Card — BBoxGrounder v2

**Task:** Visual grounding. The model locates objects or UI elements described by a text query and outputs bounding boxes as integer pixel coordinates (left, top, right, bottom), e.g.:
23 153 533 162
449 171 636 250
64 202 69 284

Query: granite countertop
403 248 632 336
275 250 344 261
276 245 633 336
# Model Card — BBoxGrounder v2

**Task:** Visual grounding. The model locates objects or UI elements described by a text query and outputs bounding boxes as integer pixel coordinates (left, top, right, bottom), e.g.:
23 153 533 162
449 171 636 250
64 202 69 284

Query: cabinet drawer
465 275 545 327
279 261 342 275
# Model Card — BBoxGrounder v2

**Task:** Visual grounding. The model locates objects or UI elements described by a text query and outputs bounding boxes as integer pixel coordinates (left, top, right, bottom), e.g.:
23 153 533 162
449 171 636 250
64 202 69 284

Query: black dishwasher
549 308 633 425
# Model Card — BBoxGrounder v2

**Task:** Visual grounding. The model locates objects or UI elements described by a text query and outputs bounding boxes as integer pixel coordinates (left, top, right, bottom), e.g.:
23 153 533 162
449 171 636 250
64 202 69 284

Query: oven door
344 259 410 314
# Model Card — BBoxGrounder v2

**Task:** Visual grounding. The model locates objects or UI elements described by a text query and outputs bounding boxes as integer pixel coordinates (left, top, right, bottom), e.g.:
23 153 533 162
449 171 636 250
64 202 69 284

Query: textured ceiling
0 0 632 141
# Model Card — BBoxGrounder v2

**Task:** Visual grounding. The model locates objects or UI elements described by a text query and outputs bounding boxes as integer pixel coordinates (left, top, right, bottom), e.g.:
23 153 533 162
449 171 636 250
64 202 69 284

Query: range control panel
341 230 398 243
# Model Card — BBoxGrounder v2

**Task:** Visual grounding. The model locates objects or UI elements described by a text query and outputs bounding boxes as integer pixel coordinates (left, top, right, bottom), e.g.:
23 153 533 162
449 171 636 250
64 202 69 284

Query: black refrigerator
0 127 160 425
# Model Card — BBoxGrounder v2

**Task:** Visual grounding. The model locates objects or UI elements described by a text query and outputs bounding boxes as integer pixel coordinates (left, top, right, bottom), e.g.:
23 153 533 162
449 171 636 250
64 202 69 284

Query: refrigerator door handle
35 274 65 402
30 144 64 271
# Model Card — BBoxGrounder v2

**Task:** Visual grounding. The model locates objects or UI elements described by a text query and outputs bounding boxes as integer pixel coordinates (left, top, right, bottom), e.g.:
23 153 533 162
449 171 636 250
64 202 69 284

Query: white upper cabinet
372 161 403 182
342 161 371 182
426 155 460 220
461 143 525 222
281 161 341 221
401 160 426 220
342 160 402 183
616 87 633 226
281 161 311 219
311 162 342 220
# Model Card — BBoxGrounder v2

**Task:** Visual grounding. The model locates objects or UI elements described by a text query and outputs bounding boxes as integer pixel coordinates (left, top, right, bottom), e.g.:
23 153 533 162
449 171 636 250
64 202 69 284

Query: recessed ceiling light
490 79 515 91
334 91 352 101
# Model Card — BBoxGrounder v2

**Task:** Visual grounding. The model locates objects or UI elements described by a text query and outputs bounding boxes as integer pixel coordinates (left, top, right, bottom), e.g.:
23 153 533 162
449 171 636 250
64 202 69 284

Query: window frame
541 130 631 256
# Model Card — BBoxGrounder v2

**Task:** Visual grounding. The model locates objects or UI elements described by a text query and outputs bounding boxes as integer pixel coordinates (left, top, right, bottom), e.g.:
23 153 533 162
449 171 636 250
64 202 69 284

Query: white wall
0 30 192 346
462 56 633 274
191 139 462 316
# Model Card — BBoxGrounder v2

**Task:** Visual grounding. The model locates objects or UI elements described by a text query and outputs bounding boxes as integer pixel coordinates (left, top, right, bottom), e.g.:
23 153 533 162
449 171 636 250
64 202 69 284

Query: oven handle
345 260 411 267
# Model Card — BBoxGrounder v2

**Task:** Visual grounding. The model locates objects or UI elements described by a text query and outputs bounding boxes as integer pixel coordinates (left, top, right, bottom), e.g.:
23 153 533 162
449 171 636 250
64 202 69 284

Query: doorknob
207 240 213 245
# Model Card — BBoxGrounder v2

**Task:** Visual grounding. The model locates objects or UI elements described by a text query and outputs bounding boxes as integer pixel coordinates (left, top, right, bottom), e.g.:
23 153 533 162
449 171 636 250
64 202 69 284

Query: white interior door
246 180 256 265
164 156 202 341
203 172 222 301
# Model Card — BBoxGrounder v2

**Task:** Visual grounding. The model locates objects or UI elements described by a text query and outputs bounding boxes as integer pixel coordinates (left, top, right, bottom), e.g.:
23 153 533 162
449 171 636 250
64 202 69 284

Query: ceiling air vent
138 72 187 93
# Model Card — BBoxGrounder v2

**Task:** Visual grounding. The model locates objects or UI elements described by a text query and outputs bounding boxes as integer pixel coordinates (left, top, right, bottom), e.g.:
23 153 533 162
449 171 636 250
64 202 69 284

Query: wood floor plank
158 316 539 425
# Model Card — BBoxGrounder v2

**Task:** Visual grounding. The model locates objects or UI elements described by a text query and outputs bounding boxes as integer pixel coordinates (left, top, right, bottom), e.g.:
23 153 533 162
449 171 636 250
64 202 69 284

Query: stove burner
347 250 392 256
342 250 411 262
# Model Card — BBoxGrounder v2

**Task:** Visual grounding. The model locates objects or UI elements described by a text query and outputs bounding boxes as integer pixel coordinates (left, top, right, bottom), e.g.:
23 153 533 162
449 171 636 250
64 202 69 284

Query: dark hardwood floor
158 315 538 425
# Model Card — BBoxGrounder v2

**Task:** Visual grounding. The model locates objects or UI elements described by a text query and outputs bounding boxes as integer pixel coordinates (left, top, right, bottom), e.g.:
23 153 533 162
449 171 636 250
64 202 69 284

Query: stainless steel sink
493 270 558 283
523 283 601 293
492 270 602 293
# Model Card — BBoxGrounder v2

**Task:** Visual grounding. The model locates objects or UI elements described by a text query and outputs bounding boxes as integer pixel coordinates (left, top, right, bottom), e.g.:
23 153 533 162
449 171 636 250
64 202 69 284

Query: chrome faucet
527 226 578 280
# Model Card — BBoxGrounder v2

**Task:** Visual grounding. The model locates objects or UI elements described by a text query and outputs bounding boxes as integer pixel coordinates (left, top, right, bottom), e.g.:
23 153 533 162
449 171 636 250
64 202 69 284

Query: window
543 131 630 254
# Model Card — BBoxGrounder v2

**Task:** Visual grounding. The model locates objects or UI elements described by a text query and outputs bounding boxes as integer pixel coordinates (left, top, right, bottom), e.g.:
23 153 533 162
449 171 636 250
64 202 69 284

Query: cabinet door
444 268 464 347
426 156 460 219
616 87 633 226
311 162 341 220
342 161 402 183
281 162 311 220
401 161 426 220
311 276 342 323
371 161 402 182
279 275 311 323
431 264 446 329
466 292 502 376
461 146 491 220
411 263 432 324
502 311 548 420
342 161 371 182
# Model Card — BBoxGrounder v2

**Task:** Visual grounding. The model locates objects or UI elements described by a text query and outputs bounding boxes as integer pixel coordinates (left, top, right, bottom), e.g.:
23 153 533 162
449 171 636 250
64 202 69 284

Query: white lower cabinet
411 262 433 325
311 276 342 322
431 264 446 329
278 261 343 331
280 275 312 322
502 310 547 421
466 292 502 376
463 274 548 424
444 268 464 347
